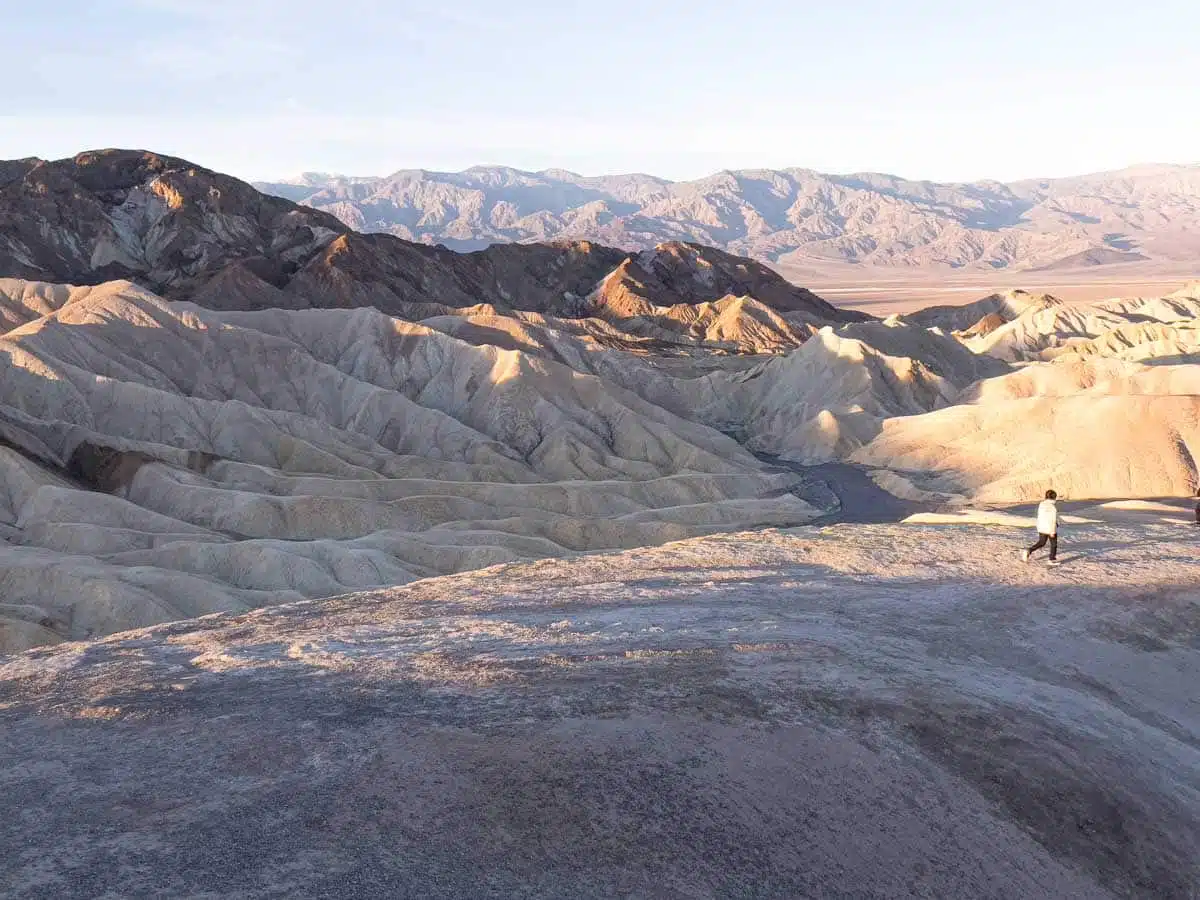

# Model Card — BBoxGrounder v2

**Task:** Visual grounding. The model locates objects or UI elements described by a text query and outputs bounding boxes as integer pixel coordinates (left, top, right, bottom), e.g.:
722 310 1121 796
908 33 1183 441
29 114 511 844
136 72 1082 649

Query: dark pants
1028 532 1057 560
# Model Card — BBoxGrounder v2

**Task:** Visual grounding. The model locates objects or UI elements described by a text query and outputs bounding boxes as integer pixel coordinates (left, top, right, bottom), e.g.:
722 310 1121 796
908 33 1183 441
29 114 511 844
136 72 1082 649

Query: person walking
1023 490 1059 565
1193 488 1199 525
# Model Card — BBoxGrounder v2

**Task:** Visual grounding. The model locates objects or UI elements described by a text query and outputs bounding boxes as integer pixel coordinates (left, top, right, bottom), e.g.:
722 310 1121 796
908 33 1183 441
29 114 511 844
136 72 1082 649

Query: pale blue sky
3 0 1197 182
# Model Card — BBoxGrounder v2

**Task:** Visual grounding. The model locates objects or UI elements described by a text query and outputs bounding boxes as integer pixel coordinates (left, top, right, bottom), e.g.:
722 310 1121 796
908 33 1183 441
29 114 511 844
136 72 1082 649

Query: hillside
256 163 1200 271
0 150 856 652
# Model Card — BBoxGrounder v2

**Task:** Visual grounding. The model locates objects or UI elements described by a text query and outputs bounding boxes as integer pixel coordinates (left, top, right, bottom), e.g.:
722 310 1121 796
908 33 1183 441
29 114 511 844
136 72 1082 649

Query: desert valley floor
0 151 1198 897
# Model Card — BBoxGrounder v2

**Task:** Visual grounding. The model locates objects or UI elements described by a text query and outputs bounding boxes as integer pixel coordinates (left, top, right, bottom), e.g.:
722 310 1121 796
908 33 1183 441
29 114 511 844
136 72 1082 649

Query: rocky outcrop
0 150 344 296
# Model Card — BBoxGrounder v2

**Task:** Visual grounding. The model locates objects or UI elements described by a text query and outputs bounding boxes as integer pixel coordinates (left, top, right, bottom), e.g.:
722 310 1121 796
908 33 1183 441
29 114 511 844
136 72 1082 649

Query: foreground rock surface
2 517 1197 898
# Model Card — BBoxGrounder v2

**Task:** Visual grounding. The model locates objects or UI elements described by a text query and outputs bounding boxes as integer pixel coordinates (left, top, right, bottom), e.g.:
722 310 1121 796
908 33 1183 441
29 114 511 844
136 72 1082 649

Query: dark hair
1045 489 1057 500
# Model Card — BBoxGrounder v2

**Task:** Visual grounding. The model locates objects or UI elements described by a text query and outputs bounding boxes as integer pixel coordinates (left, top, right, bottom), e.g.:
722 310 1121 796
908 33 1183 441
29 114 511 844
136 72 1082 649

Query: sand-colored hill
1061 321 1200 363
966 291 1200 361
11 269 1200 647
0 280 826 652
855 394 1200 501
895 288 1058 333
853 285 1200 499
701 328 961 463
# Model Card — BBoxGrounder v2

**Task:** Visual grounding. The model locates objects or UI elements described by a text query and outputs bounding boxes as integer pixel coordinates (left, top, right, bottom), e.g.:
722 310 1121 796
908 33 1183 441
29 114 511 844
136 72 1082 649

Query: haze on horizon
4 0 1198 184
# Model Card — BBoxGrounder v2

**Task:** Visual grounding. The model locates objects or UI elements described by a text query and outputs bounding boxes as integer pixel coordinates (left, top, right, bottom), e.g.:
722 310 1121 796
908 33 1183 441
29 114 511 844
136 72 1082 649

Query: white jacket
1036 499 1058 535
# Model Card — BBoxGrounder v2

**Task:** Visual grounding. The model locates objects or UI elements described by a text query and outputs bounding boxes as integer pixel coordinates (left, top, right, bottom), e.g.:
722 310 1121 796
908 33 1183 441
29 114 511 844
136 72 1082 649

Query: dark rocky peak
0 149 348 296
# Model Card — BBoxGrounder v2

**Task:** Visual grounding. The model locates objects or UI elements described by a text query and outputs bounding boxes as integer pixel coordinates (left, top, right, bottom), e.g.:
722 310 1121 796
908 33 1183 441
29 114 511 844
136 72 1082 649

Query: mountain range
254 163 1200 272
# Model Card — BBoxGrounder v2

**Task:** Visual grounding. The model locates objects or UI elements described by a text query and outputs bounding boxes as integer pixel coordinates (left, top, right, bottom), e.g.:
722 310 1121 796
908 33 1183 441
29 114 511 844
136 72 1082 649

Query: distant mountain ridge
255 163 1200 272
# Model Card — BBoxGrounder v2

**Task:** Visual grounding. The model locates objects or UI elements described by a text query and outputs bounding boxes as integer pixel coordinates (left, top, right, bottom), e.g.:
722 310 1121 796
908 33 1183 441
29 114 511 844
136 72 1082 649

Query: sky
3 0 1198 183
